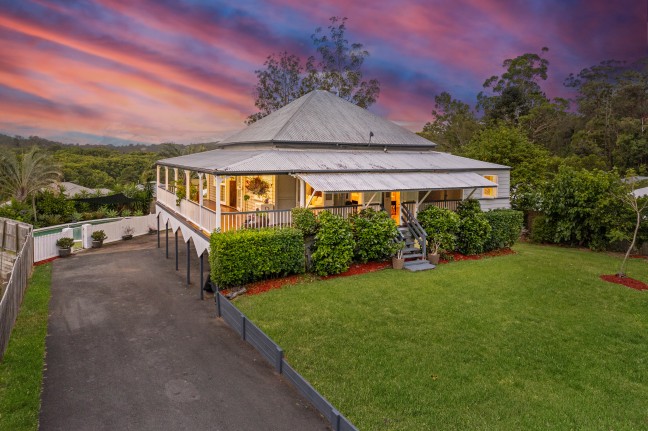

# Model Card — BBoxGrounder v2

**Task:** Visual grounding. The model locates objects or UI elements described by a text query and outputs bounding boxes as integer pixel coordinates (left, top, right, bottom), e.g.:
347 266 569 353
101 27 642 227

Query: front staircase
397 207 436 272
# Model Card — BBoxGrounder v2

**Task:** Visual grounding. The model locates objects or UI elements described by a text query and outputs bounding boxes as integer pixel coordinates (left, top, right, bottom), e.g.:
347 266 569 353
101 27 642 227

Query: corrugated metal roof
157 149 509 173
218 90 436 148
296 172 497 192
633 186 648 197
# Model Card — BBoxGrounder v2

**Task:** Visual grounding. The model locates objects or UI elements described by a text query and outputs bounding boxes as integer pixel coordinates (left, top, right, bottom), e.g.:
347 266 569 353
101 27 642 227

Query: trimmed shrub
291 208 318 236
350 208 399 263
455 199 491 255
312 211 355 276
417 206 460 254
210 228 304 288
483 209 523 251
530 214 555 244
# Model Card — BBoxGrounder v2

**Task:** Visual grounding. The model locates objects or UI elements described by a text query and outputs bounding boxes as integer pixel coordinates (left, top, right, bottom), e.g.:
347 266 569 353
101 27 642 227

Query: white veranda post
215 175 223 231
198 173 204 230
299 179 305 207
173 168 178 188
164 167 169 189
156 165 160 188
185 170 191 200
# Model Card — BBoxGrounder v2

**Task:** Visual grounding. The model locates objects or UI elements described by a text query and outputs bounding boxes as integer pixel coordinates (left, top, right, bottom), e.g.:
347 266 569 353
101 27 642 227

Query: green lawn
235 244 648 431
0 264 51 431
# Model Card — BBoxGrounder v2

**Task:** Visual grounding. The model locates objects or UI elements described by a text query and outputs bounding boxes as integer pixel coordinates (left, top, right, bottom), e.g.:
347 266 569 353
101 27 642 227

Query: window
483 175 498 198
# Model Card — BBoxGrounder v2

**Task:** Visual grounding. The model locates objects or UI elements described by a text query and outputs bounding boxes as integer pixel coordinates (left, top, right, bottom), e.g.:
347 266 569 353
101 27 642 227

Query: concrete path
40 233 328 431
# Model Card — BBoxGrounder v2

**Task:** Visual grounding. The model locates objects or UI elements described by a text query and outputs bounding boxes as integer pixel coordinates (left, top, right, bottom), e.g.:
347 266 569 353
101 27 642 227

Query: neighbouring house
155 90 511 259
52 181 112 198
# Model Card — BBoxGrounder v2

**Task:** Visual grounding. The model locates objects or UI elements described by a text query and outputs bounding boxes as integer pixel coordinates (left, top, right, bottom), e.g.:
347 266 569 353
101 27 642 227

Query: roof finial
368 131 374 145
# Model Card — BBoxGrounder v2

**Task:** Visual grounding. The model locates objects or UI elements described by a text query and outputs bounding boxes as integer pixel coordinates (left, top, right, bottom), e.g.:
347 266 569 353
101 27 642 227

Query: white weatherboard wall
34 215 157 263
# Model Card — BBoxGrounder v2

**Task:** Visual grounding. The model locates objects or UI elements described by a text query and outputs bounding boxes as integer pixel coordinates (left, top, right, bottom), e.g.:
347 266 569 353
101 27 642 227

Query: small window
483 175 498 198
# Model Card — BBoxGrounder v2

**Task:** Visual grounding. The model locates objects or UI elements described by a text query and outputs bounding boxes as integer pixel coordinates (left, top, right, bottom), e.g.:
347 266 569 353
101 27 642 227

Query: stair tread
403 253 424 259
403 260 436 271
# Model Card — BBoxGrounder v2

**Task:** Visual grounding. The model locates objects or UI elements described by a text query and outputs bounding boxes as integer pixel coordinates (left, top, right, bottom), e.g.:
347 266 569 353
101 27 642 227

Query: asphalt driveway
39 233 327 431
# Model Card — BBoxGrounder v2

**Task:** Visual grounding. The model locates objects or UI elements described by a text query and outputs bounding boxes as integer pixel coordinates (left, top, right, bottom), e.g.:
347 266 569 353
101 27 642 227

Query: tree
310 16 380 108
613 177 648 277
419 92 481 153
0 147 61 221
564 58 648 168
460 124 551 211
246 52 313 124
247 16 380 123
477 48 550 124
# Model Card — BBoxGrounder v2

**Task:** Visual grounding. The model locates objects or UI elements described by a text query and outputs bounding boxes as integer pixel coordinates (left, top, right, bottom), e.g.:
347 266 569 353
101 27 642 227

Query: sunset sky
0 0 645 145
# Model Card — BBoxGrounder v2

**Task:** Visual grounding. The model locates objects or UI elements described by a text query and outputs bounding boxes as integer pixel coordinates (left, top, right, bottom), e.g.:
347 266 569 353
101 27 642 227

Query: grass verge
0 264 51 431
236 244 648 431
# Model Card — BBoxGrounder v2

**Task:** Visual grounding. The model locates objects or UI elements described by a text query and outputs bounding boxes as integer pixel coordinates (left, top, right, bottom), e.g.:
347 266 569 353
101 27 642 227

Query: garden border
216 291 358 431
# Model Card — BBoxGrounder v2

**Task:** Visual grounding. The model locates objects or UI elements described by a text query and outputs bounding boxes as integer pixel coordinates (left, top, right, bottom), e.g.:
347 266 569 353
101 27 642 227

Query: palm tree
0 147 61 221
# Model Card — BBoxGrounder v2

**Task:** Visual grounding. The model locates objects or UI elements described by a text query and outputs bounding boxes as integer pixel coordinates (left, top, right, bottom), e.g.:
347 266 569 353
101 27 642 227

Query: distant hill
0 134 220 153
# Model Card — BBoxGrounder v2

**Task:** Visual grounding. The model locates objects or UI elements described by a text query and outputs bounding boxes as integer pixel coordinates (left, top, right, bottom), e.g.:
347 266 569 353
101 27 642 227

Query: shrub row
210 228 304 288
296 208 399 276
418 200 522 255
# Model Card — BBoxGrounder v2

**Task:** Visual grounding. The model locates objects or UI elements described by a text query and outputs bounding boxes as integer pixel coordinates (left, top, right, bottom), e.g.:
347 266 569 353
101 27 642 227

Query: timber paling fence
216 292 359 431
0 218 34 361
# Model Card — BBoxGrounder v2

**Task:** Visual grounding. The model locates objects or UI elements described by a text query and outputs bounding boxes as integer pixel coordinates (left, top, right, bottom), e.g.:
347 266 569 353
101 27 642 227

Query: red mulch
600 274 648 291
322 261 391 280
34 256 58 266
240 261 391 296
440 248 515 264
237 250 515 297
245 274 305 296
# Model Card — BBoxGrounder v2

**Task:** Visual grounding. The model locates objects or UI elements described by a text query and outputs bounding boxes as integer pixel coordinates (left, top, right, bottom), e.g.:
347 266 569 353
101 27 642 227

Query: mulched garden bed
600 274 648 291
34 256 58 266
440 248 515 264
234 249 515 297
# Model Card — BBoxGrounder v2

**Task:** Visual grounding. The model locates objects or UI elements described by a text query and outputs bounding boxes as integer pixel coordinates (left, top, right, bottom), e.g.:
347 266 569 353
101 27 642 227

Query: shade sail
296 172 497 192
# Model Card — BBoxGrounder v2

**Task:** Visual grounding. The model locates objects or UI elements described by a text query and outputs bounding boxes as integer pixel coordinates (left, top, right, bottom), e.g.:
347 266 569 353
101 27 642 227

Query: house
155 90 510 259
51 181 112 198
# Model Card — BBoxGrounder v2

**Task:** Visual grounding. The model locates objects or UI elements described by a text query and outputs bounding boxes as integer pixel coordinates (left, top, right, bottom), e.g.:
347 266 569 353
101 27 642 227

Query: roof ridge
270 91 319 141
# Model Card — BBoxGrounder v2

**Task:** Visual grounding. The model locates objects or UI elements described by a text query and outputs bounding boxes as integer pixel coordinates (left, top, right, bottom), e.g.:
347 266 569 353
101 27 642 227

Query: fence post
331 408 341 431
275 346 283 373
216 291 221 317
241 314 246 340
81 224 91 249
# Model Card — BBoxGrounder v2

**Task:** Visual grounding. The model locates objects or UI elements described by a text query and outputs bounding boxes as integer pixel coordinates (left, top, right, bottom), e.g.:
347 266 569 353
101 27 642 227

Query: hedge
483 209 523 251
210 228 304 288
417 206 460 254
350 208 399 263
312 211 355 276
455 199 491 255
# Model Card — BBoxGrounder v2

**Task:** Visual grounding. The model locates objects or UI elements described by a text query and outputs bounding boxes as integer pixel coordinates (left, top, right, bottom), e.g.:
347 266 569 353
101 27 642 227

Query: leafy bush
91 230 107 241
456 199 482 218
56 237 75 248
417 206 460 254
291 208 318 236
540 166 630 250
530 215 555 244
350 208 399 263
121 209 132 217
483 209 523 251
455 199 491 255
210 228 304 288
312 211 355 276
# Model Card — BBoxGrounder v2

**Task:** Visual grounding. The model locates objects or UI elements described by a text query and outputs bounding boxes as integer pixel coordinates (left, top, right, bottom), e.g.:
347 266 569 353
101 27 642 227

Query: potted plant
417 206 460 265
122 226 134 240
56 237 75 257
91 230 107 248
392 242 405 270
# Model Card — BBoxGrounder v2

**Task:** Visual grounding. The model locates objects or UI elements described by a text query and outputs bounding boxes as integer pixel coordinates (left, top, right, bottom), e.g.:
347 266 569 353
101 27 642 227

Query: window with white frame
483 175 498 198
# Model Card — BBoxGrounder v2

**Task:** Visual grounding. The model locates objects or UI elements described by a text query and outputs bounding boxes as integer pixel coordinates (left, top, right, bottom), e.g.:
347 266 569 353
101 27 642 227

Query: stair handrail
400 206 427 257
